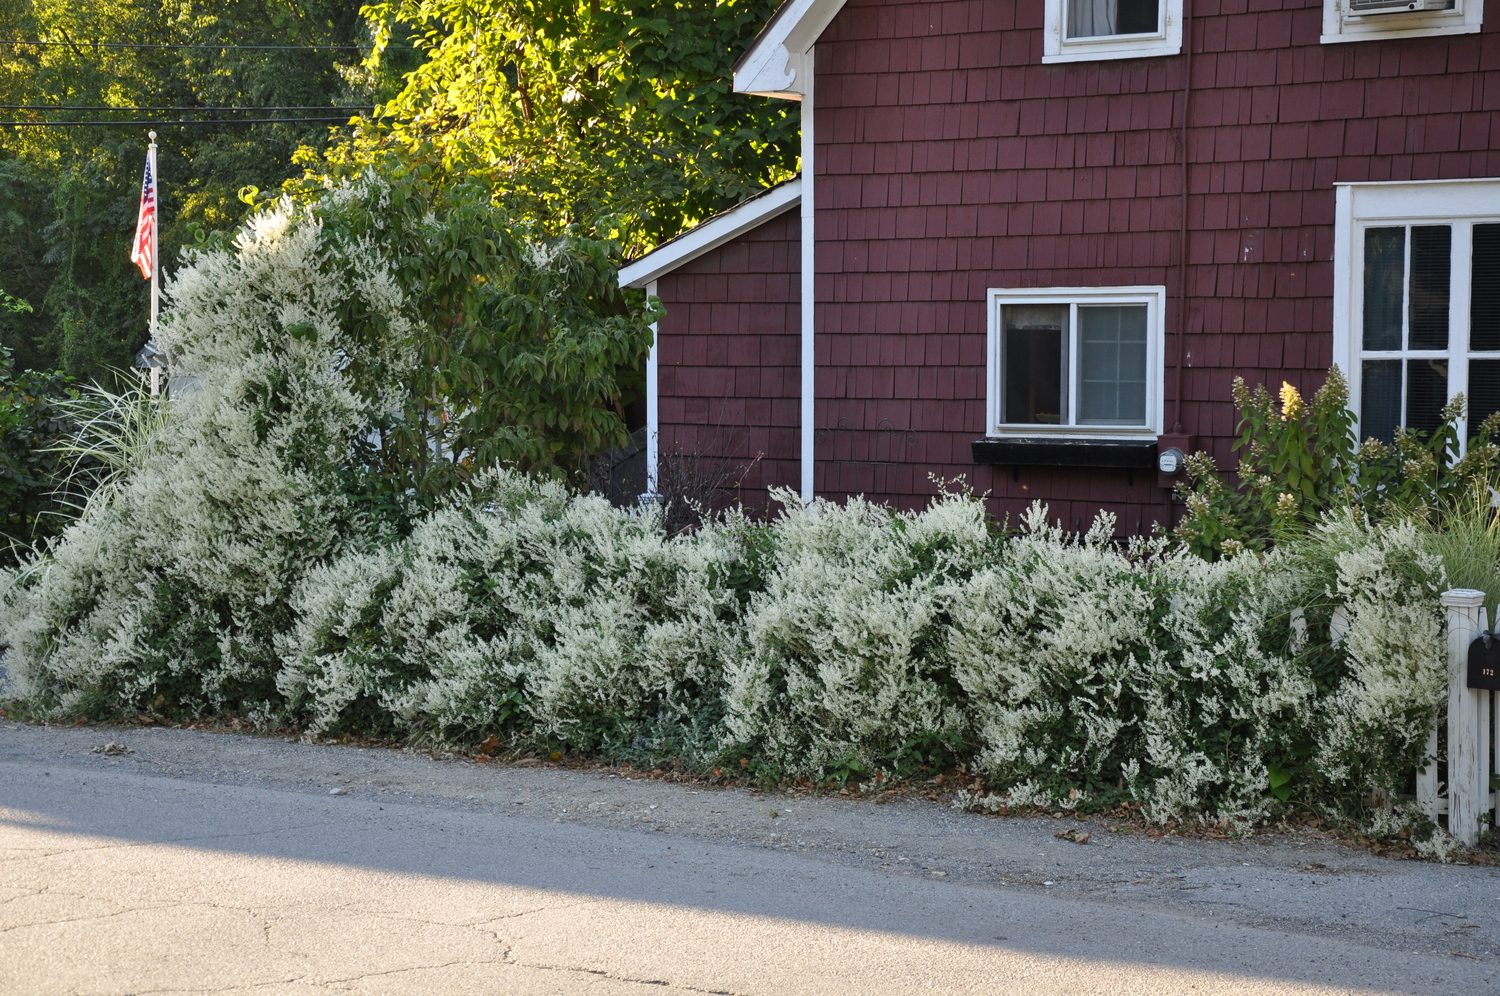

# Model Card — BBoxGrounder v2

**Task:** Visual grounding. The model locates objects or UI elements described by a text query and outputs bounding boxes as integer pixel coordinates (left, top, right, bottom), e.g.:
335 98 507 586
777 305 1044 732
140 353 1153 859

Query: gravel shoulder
2 720 1498 992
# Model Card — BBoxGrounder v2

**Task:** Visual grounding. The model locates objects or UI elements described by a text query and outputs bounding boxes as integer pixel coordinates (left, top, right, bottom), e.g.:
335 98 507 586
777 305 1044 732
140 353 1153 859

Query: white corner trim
1321 0 1482 44
734 0 846 99
800 60 816 504
618 179 801 289
645 279 660 497
1331 184 1353 414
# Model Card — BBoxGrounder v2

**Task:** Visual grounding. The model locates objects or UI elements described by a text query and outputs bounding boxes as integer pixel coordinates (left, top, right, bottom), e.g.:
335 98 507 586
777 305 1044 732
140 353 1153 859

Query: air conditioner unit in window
1346 0 1453 14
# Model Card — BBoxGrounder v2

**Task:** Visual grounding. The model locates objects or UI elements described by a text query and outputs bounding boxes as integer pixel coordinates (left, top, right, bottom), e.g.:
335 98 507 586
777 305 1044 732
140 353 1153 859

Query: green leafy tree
271 165 658 498
0 0 416 381
354 0 798 254
0 342 80 564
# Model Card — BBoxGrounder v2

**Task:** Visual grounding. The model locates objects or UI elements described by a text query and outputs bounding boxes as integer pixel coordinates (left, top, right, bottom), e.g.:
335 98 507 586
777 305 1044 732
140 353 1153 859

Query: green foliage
299 165 658 492
350 0 798 253
0 0 412 381
1176 367 1500 559
0 344 79 564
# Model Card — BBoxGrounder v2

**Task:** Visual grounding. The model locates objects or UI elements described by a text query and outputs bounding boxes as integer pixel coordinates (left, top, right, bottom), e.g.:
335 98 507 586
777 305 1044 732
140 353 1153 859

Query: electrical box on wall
1156 433 1194 489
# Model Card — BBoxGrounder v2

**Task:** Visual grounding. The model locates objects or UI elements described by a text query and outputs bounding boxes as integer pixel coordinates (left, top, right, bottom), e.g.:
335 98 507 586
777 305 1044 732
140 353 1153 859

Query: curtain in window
1068 0 1116 38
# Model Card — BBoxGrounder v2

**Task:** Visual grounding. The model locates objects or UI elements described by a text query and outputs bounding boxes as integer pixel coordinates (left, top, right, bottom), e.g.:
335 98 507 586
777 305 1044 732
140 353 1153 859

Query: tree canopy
329 0 798 255
0 0 415 380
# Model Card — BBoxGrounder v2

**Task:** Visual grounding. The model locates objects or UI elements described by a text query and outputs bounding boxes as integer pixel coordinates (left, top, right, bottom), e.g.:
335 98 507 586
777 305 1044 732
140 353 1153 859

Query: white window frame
986 285 1166 440
1043 0 1182 64
1333 179 1500 447
1321 0 1481 45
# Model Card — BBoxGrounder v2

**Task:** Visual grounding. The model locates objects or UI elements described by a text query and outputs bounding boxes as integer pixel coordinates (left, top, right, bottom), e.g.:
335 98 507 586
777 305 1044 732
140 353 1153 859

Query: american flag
130 152 156 280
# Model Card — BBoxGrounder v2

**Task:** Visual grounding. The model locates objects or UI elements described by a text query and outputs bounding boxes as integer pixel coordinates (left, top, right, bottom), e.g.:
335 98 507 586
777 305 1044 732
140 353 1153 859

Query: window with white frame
1335 180 1500 447
1043 0 1182 63
986 286 1165 438
1321 0 1481 45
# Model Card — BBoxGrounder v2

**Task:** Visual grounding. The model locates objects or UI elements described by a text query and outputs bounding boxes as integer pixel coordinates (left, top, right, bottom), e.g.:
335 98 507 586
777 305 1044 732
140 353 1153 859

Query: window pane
1363 227 1405 351
1078 305 1148 426
1408 225 1450 350
1067 0 1159 37
1003 304 1067 425
1472 224 1500 351
1116 0 1159 33
1468 359 1500 437
1068 0 1113 37
1361 359 1401 445
1406 358 1448 436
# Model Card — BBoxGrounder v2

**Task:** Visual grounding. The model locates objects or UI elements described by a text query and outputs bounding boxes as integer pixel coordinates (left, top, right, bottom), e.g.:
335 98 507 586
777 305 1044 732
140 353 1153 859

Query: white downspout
645 278 660 498
799 59 816 503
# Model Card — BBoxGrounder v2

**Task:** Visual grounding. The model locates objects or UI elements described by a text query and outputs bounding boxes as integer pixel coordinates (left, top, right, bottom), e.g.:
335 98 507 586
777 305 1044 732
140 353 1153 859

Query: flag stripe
130 154 155 280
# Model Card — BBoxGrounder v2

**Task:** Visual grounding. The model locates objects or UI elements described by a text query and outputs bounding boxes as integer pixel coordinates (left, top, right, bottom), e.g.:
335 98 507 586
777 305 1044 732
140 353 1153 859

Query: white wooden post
1416 724 1439 822
1441 588 1489 845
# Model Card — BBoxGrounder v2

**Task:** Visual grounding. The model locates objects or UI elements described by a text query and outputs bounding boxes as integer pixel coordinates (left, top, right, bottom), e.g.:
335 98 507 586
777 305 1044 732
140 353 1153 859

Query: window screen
1472 224 1500 352
1361 360 1401 445
1357 224 1454 443
1363 227 1404 351
1409 226 1451 350
1407 358 1449 434
1468 360 1500 433
1078 305 1148 425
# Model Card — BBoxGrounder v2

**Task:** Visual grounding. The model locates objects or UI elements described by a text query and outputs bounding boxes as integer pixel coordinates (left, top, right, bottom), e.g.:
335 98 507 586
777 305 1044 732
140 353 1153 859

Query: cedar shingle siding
655 0 1500 527
655 206 802 511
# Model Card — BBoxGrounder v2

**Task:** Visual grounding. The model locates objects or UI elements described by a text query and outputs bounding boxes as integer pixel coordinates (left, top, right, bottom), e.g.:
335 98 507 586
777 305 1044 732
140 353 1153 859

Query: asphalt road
1 722 1497 995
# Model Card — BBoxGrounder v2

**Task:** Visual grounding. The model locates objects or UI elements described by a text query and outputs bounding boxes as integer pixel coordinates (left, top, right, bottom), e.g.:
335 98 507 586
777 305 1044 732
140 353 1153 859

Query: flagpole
148 130 159 396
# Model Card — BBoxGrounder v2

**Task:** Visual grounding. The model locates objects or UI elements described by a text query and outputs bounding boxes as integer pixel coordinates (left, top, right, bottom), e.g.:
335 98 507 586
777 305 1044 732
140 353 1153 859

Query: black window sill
972 437 1157 469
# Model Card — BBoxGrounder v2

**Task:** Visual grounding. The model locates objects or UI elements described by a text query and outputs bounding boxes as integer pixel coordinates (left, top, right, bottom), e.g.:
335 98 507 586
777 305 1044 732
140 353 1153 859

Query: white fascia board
618 178 801 289
733 0 846 99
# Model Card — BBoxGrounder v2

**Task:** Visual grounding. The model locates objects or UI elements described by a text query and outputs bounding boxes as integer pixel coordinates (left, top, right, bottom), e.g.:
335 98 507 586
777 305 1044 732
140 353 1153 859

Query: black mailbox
1468 634 1500 690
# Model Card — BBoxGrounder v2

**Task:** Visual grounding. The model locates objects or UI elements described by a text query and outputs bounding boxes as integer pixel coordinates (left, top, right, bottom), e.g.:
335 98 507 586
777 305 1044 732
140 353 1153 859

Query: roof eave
617 178 802 289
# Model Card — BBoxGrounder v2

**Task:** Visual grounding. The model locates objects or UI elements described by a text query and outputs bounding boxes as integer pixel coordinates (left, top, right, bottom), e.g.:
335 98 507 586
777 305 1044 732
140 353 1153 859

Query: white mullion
1401 224 1413 429
1067 302 1079 426
1452 221 1474 450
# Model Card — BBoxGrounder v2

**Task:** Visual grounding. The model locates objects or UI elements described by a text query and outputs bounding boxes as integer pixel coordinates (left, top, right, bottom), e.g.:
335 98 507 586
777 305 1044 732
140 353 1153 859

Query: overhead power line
0 39 417 52
0 105 376 112
2 117 368 127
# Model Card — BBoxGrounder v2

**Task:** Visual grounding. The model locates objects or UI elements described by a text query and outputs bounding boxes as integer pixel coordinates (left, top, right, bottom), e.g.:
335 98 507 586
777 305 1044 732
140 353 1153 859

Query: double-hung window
1043 0 1182 62
1335 180 1500 446
986 286 1165 439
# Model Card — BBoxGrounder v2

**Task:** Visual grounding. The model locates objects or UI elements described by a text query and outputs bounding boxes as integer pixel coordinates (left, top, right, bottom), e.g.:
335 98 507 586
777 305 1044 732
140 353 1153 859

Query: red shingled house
619 0 1500 531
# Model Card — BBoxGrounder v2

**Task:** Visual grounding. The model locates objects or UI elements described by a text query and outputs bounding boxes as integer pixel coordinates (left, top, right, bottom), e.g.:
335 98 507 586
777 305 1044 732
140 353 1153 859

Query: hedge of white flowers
0 180 1455 823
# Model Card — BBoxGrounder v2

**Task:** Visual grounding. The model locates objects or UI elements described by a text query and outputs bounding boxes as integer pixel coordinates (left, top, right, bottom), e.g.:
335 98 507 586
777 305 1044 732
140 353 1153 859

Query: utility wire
2 117 368 127
0 105 376 112
0 39 417 51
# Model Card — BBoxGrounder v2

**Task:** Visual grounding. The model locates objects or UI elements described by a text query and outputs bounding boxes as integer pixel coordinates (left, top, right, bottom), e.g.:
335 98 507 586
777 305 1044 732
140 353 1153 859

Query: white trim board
1332 178 1500 446
644 279 660 498
733 0 846 99
617 179 801 289
986 285 1167 440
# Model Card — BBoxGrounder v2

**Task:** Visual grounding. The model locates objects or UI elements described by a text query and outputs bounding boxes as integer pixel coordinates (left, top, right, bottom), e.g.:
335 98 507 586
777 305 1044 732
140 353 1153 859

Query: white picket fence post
1440 588 1493 846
